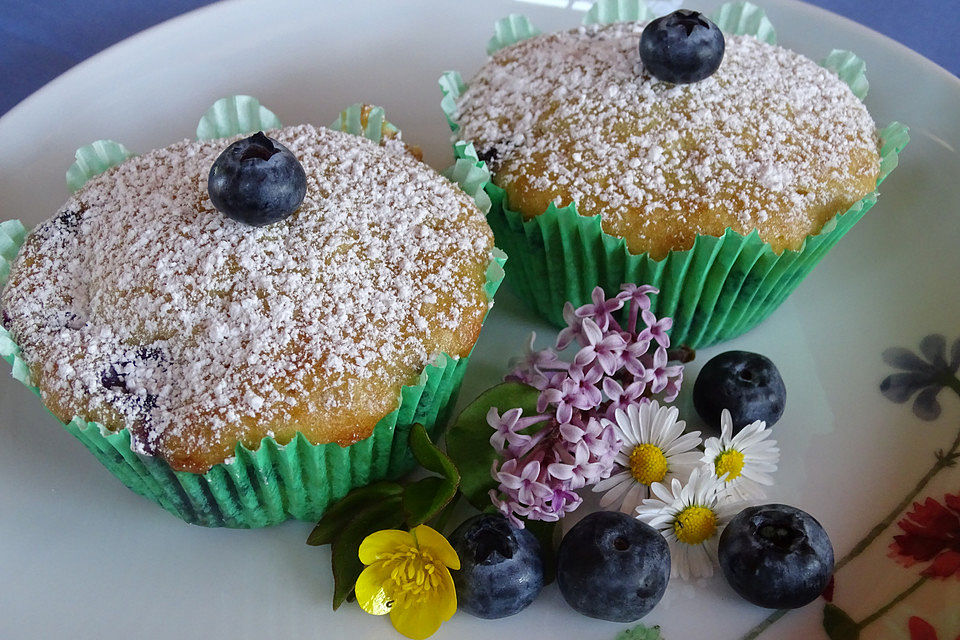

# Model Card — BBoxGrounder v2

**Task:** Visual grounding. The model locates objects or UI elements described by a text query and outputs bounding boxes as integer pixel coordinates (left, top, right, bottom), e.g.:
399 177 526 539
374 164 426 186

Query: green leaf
446 382 543 510
429 491 462 535
400 424 461 527
409 423 460 485
615 623 664 640
403 476 458 528
307 481 403 546
823 604 860 640
331 495 405 610
525 519 561 585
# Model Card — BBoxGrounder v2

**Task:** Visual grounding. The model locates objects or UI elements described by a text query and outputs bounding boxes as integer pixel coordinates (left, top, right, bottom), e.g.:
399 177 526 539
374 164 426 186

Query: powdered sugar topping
455 22 879 255
1 124 493 469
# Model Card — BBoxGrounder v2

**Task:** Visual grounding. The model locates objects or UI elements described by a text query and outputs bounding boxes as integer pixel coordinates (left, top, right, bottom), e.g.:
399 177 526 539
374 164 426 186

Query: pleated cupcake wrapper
1 223 505 527
3 97 506 528
196 95 282 141
59 351 471 528
441 0 908 347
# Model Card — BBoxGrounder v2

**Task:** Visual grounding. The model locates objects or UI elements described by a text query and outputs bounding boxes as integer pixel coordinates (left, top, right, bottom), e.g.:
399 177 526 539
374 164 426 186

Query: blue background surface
0 0 957 117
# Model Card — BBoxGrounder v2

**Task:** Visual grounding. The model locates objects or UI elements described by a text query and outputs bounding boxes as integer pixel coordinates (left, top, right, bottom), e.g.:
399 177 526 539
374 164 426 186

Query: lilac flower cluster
488 285 685 527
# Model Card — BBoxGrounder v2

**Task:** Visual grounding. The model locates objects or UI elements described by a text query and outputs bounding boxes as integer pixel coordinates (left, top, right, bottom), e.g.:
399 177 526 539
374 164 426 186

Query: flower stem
667 345 696 363
836 416 960 572
856 575 927 630
738 609 789 640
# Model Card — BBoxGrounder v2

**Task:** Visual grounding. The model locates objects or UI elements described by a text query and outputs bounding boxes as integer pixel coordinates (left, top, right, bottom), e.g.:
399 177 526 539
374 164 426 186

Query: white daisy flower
636 466 741 579
701 409 780 502
591 401 702 515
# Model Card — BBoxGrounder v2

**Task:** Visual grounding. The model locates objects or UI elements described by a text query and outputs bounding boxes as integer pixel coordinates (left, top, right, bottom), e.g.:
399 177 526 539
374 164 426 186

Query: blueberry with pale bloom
208 132 306 226
719 504 834 608
693 350 786 434
449 513 545 619
639 9 725 84
557 511 670 621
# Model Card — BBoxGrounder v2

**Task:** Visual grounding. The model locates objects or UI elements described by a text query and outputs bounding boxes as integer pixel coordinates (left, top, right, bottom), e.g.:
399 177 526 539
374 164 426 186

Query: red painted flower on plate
908 615 960 640
890 493 960 579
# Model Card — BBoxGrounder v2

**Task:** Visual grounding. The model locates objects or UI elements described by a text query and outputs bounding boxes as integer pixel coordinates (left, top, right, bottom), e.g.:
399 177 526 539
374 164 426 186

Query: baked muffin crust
1 124 494 473
455 22 879 259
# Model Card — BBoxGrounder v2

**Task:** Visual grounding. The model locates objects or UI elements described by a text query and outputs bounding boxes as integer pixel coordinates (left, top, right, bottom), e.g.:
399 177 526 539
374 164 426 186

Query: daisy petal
593 471 631 493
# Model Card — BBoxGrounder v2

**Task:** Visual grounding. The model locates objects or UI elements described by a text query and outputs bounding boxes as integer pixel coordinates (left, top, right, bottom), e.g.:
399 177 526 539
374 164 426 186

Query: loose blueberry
693 350 786 434
719 504 834 609
639 9 725 84
207 132 307 227
448 513 544 619
556 511 669 622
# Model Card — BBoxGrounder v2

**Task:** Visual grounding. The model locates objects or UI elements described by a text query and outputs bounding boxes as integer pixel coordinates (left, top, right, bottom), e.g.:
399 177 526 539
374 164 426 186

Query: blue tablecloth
0 0 956 117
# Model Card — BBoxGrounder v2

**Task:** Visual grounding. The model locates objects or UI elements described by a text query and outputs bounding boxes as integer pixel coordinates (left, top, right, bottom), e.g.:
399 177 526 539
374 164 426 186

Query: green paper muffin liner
583 0 654 26
710 1 776 43
487 15 541 55
196 95 282 141
66 140 135 193
440 0 908 347
0 99 507 528
331 103 400 143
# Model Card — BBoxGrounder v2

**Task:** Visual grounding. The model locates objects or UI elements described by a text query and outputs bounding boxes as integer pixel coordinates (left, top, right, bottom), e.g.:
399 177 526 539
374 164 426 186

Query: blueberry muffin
442 4 907 346
0 115 500 525
457 20 879 259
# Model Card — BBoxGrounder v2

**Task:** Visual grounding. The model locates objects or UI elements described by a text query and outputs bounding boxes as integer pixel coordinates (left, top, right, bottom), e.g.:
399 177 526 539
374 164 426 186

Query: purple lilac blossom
488 285 685 527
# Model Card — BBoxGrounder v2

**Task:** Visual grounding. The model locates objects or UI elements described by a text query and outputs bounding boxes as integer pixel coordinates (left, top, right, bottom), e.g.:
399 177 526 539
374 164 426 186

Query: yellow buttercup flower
355 524 460 640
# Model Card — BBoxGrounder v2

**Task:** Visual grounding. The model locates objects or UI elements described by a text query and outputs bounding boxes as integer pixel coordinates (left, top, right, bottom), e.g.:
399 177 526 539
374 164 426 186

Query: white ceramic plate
1 1 958 639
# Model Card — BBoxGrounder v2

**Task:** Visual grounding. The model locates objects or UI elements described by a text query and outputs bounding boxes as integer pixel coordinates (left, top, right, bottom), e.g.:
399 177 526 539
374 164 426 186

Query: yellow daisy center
673 506 718 545
629 443 669 485
381 549 442 607
714 449 745 481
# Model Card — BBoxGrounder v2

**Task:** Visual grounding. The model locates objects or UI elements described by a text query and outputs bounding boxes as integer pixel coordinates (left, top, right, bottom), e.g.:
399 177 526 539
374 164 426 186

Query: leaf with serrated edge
615 623 664 640
409 423 460 485
446 382 543 510
823 604 860 640
403 476 458 528
307 481 403 546
331 496 405 610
